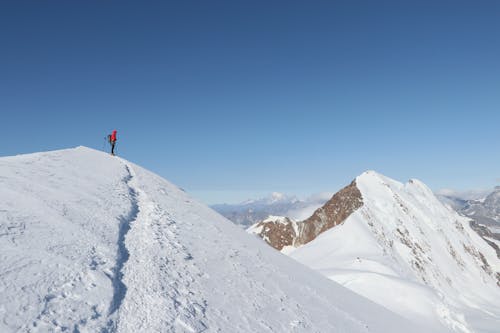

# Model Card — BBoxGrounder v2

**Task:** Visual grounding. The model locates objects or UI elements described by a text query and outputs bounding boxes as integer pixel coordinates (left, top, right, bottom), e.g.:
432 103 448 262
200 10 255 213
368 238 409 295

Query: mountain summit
249 171 500 332
0 147 426 333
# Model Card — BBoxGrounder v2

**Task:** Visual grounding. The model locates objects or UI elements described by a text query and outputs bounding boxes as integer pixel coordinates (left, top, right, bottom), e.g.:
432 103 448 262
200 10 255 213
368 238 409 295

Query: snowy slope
0 147 428 333
287 171 500 333
437 188 500 243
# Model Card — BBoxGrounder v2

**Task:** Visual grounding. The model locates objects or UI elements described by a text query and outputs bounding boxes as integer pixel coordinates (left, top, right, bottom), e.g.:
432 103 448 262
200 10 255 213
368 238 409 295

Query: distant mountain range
213 186 500 236
437 187 500 233
211 192 332 228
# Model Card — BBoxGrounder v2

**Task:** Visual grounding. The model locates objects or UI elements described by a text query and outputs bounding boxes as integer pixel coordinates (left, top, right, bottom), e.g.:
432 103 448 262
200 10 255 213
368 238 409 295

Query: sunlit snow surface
0 147 429 333
289 171 500 333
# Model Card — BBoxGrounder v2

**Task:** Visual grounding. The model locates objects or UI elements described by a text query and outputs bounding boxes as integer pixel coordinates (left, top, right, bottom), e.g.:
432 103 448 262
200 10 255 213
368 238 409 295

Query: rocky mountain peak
248 180 363 250
296 180 363 246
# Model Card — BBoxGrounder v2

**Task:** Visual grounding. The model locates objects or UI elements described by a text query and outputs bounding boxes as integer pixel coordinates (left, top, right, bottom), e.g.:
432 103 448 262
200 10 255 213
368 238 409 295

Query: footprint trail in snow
112 162 207 332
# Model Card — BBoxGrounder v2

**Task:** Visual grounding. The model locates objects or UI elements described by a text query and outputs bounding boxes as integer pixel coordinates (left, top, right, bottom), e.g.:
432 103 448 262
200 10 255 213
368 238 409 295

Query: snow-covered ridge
0 147 426 333
286 170 500 333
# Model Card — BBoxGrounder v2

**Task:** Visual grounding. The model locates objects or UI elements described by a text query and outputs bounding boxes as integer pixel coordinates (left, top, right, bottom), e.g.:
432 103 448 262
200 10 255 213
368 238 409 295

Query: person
109 130 117 155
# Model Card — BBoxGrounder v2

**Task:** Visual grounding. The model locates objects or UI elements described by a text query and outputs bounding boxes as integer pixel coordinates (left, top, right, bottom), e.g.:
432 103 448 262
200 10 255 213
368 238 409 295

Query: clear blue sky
1 1 499 204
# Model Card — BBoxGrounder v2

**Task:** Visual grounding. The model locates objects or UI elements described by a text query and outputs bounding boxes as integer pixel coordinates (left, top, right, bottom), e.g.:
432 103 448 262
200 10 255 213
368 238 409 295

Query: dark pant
111 141 116 155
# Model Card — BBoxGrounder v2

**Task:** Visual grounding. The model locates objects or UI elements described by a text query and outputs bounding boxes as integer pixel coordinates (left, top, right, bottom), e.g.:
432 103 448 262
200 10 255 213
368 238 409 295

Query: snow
484 236 500 249
212 192 331 228
262 215 292 224
435 189 492 202
287 202 326 221
0 147 428 333
289 171 500 333
245 223 264 235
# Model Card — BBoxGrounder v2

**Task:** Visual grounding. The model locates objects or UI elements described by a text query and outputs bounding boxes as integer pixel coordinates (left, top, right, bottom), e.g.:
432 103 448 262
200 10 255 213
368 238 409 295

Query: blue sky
1 1 499 204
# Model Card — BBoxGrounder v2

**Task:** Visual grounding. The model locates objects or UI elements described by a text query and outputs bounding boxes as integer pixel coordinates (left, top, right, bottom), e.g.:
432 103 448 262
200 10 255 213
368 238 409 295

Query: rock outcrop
247 216 298 251
248 181 363 250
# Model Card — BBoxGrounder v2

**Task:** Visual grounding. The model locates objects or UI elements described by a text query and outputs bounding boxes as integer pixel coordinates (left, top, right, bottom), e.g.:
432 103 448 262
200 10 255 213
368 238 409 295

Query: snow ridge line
113 162 209 332
105 164 139 331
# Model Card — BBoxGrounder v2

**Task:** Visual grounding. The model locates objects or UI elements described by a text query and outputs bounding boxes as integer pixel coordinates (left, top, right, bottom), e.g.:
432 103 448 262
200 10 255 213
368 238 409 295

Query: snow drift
0 147 428 333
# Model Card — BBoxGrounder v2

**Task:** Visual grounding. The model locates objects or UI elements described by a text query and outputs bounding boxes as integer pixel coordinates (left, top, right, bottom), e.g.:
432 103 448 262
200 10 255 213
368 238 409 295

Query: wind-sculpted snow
0 147 430 332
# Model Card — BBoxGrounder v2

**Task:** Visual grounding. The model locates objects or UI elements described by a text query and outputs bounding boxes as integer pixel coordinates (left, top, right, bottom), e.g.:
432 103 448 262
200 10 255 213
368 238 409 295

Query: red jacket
110 130 117 142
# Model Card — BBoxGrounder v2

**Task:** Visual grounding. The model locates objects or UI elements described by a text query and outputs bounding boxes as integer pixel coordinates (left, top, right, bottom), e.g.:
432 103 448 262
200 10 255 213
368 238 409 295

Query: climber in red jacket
108 130 117 156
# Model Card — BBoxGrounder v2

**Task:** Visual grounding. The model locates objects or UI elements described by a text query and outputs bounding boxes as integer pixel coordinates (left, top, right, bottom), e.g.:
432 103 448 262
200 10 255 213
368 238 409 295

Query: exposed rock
248 216 297 251
249 181 363 250
295 180 363 246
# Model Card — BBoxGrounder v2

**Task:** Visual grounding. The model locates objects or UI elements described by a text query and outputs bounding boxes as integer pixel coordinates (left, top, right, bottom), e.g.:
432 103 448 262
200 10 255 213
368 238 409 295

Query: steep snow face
290 171 500 333
0 148 427 333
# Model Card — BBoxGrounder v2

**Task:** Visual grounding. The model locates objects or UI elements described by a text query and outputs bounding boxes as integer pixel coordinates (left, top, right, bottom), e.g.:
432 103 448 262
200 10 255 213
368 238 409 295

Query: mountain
436 194 470 212
249 171 500 333
435 189 491 212
0 147 429 333
212 192 331 228
437 188 500 243
461 187 500 231
248 180 362 251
